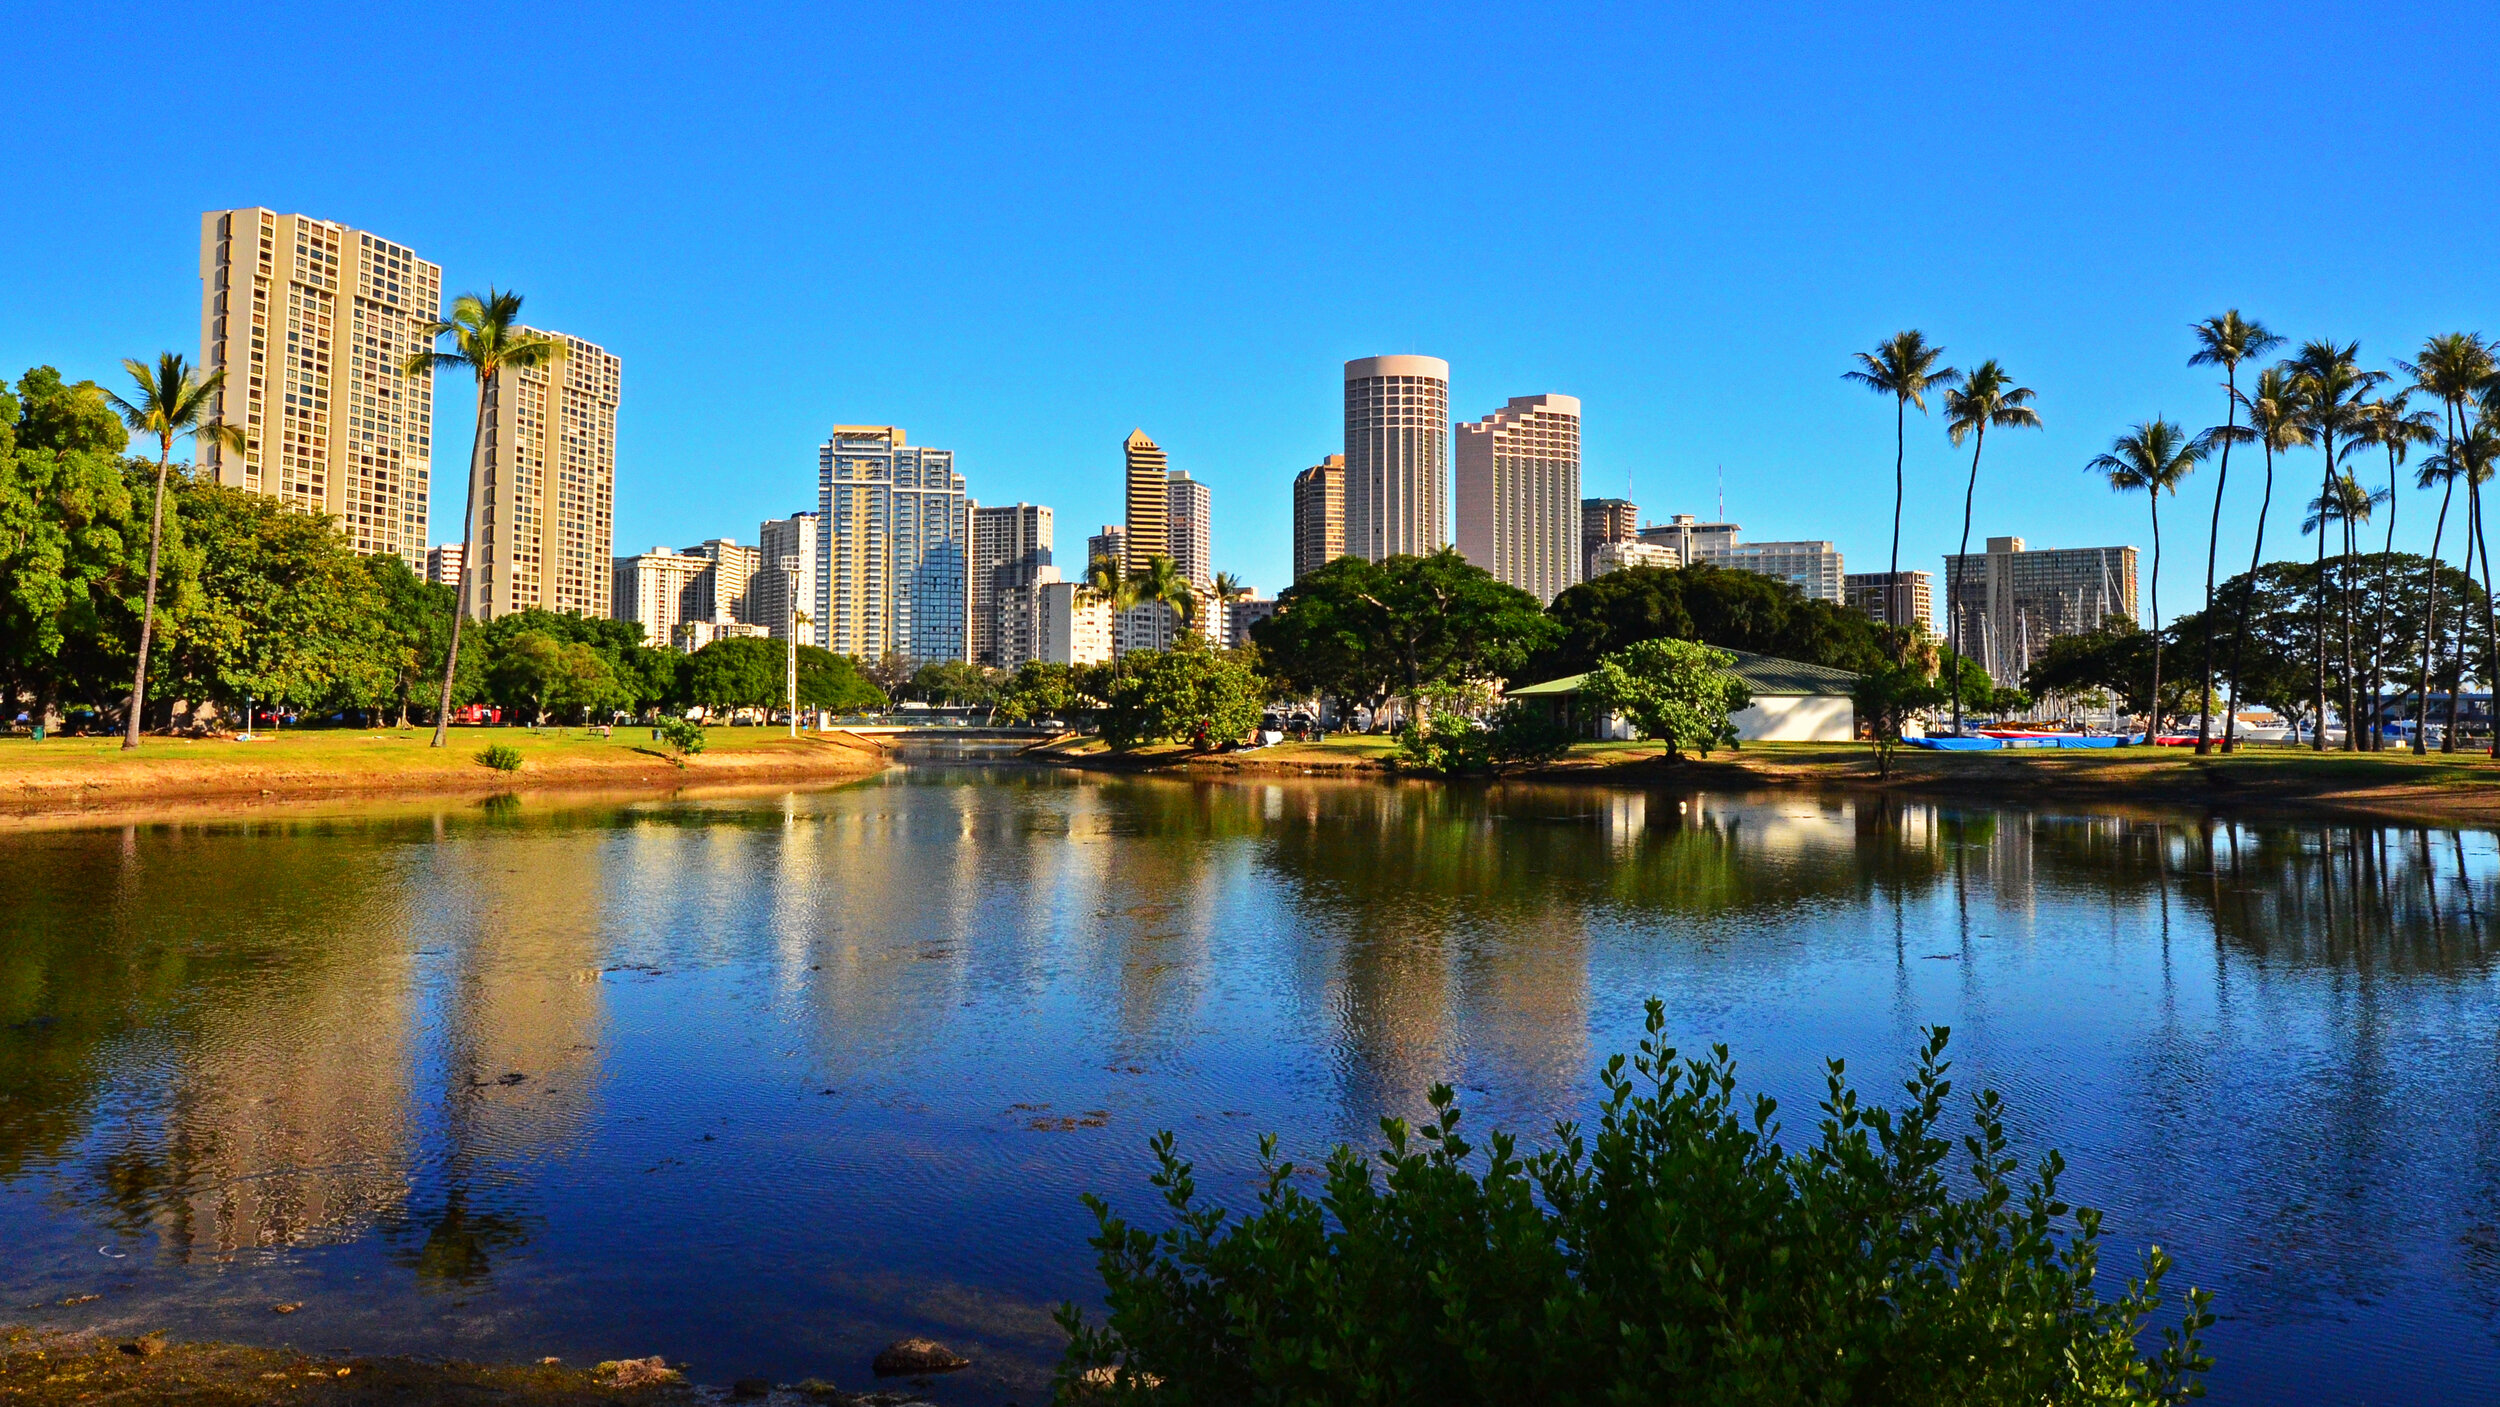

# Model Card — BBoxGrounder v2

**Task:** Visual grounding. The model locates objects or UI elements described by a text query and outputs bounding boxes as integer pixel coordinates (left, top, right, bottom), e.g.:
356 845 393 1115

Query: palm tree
401 291 567 747
2410 434 2470 751
2285 340 2386 750
1940 360 2040 734
2187 312 2283 752
2221 369 2309 750
1845 331 1959 630
103 353 246 750
2090 420 2207 737
2301 473 2387 747
2401 334 2499 754
1209 570 1251 647
1129 554 1197 637
2357 393 2439 747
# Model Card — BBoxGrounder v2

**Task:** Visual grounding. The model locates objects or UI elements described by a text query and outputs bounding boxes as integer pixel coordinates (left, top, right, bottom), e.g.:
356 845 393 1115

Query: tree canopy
1254 550 1556 712
1534 563 1890 680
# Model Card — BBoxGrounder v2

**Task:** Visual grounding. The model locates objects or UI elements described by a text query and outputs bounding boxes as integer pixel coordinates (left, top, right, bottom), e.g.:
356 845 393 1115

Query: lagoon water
4 759 2500 1403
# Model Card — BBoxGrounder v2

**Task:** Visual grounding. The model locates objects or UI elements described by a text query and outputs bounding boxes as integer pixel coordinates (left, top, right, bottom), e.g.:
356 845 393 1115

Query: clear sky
6 2 2497 616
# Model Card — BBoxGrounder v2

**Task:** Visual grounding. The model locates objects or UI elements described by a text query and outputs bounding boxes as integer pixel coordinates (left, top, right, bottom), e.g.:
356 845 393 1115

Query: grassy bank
1041 734 2500 823
0 726 889 820
0 1329 716 1407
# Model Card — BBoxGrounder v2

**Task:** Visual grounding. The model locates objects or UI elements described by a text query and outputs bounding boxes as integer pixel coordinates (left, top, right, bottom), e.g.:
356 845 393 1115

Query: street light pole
786 563 799 738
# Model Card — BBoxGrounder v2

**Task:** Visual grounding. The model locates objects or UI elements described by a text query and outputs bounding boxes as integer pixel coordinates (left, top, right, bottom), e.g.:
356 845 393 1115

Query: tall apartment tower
1455 394 1581 603
1165 471 1212 591
1123 430 1169 573
1343 355 1449 560
1942 537 2139 686
1581 498 1637 578
198 208 440 563
1292 454 1345 582
817 425 972 663
1086 526 1128 577
754 512 822 644
972 502 1054 665
1846 570 1936 635
465 329 619 620
611 547 711 648
681 538 760 624
425 543 464 589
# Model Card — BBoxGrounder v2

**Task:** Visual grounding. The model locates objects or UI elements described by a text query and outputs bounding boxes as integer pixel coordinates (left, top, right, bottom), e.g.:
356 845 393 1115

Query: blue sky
6 2 2498 614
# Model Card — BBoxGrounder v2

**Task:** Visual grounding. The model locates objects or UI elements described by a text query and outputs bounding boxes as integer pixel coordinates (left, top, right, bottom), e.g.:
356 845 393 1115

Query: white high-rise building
1455 394 1581 603
425 543 464 589
1165 470 1212 592
612 547 712 649
1344 355 1449 560
680 537 759 624
197 208 440 564
1041 580 1115 666
754 512 822 645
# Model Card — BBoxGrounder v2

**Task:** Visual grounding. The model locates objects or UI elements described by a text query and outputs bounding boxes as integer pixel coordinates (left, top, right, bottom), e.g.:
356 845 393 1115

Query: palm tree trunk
2445 492 2471 754
1889 396 1906 625
2313 436 2333 751
2416 475 2454 754
430 377 491 747
2368 452 2399 750
123 443 174 750
2477 473 2500 758
1950 426 1984 735
2147 494 2164 739
2339 508 2359 752
2224 441 2277 753
2198 367 2239 753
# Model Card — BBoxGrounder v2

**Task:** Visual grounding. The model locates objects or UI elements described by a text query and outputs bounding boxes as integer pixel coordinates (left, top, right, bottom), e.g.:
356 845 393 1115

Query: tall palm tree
1845 331 1959 631
2221 369 2309 750
2410 434 2470 751
2300 474 2388 747
2357 393 2438 748
2187 312 2283 752
2401 334 2499 754
2286 340 2386 750
2090 420 2207 737
103 353 246 750
1940 360 2040 734
1209 570 1251 647
401 291 566 747
1128 553 1197 638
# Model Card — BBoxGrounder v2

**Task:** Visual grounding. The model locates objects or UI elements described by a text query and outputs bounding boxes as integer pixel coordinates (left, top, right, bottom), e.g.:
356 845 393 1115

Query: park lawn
0 724 888 810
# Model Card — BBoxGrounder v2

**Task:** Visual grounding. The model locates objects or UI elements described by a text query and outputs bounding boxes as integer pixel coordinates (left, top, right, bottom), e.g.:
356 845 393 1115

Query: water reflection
3 774 2500 1404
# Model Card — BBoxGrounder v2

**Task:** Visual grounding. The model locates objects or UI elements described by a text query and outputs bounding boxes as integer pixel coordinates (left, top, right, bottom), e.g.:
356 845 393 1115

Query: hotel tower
197 208 440 563
1343 355 1449 560
466 330 620 619
1455 394 1582 603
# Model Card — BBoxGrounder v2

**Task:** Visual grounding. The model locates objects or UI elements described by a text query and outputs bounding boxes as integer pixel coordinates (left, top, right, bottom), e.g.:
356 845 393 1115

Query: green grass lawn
0 722 851 787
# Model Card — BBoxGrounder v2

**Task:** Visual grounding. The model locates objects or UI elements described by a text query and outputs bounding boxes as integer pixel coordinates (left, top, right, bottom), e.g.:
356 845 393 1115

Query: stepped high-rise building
1455 394 1581 603
1344 355 1448 560
817 425 972 663
1122 430 1169 573
754 512 822 644
972 503 1054 666
1292 454 1345 582
680 538 759 624
197 208 440 564
464 329 620 619
425 543 463 589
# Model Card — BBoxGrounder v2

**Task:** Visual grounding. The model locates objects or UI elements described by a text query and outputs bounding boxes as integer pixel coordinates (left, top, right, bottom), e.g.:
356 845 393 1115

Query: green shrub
1578 637 1750 758
1057 1003 2212 1405
658 715 706 757
474 743 523 772
1394 703 1573 776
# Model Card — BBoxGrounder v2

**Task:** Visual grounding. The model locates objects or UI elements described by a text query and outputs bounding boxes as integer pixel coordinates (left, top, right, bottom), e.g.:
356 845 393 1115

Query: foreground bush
1393 704 1573 775
1057 1003 2211 1405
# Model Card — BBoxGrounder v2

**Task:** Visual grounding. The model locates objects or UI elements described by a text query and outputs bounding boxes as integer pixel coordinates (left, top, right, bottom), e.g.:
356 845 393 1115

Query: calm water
4 760 2500 1403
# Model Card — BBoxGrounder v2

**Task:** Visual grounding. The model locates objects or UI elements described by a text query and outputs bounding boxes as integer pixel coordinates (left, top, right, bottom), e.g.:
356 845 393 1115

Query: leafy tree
683 636 780 715
1940 360 2041 736
865 650 916 700
907 658 995 707
1845 330 1959 627
2401 333 2498 753
0 369 142 726
995 659 1092 723
1577 638 1750 758
103 353 244 747
1099 638 1265 750
1058 1005 2213 1406
1537 562 1888 679
1256 550 1558 724
2186 311 2282 751
1393 703 1572 775
402 291 568 747
154 483 377 726
2089 420 2205 731
796 647 885 715
2022 617 2202 725
1854 664 1948 778
489 631 618 724
2356 393 2439 749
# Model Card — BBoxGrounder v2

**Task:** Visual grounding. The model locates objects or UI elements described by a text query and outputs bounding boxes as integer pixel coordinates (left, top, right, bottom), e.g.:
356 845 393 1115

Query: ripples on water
3 764 2499 1403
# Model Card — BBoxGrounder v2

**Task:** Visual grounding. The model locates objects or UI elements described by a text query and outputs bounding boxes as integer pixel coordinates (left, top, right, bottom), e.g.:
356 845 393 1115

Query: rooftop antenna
1716 465 1724 522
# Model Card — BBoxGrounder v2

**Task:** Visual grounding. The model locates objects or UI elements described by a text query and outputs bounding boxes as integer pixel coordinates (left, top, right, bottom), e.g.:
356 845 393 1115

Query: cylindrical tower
1343 355 1450 561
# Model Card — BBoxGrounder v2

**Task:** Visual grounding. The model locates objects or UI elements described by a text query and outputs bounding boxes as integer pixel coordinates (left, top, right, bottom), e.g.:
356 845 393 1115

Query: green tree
1255 550 1555 725
2219 367 2309 750
155 484 378 726
1098 638 1265 750
1058 1007 2213 1405
2089 420 2206 733
1129 553 1197 638
2285 340 2386 750
1577 637 1750 758
683 636 779 715
2401 333 2498 754
0 369 142 727
995 659 1090 723
102 353 243 748
907 658 995 707
2185 312 2282 752
1940 359 2041 735
488 631 618 725
402 291 567 747
1853 663 1947 778
1845 331 1959 627
795 646 886 715
1537 562 1889 678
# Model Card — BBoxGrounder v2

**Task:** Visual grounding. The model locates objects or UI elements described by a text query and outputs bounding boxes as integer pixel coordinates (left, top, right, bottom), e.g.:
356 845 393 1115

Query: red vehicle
447 704 505 725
